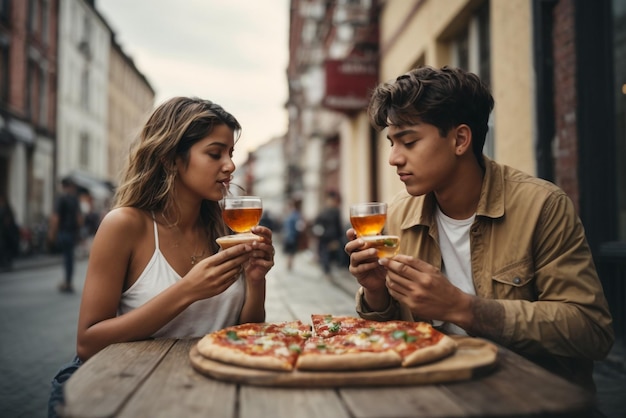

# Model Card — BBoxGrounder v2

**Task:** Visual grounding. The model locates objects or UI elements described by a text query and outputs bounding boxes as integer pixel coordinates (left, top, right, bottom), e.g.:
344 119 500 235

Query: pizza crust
401 334 458 367
296 350 402 371
197 335 293 372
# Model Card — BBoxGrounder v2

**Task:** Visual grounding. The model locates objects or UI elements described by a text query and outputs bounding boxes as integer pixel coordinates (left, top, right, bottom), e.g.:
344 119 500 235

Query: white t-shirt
433 205 476 336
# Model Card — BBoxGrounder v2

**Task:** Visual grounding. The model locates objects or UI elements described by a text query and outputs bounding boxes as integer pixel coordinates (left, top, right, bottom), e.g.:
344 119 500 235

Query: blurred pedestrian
259 210 276 231
282 198 304 271
48 97 275 417
48 177 82 293
313 191 343 278
0 195 20 271
78 191 101 257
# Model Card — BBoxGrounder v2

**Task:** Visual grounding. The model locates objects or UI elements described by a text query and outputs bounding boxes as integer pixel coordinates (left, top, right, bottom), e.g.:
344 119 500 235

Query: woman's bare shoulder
99 207 151 236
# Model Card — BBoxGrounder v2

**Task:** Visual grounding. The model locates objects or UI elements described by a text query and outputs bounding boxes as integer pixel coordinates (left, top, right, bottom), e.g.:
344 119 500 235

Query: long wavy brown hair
114 97 242 253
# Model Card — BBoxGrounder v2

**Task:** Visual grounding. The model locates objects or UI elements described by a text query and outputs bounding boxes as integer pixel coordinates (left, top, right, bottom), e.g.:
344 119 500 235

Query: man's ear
454 124 472 156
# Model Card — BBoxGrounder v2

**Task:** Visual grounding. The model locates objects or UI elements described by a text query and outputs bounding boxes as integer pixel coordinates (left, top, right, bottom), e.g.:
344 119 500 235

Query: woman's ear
454 124 472 156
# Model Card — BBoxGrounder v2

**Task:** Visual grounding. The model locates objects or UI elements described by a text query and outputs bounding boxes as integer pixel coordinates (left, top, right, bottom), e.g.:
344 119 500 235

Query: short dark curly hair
368 66 494 165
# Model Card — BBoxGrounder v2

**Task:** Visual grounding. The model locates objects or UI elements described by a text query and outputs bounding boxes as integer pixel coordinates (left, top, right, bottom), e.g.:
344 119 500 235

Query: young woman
49 97 274 416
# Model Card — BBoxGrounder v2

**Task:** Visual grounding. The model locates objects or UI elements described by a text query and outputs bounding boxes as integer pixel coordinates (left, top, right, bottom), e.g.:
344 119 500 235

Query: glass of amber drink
349 202 387 236
222 196 263 233
361 235 400 258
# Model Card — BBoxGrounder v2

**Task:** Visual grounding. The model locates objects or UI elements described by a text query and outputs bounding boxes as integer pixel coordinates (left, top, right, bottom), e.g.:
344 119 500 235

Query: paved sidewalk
11 253 64 271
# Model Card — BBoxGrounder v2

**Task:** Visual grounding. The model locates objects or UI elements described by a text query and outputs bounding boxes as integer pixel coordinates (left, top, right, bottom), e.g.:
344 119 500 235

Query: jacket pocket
491 259 536 300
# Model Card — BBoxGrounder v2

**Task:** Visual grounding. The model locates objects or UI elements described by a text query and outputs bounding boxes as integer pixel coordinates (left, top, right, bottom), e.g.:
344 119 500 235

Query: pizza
196 320 311 371
196 315 457 372
310 314 369 337
295 333 402 371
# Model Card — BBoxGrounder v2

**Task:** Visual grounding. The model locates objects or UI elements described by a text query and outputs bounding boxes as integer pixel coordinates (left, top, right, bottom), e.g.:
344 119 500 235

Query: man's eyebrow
386 128 419 141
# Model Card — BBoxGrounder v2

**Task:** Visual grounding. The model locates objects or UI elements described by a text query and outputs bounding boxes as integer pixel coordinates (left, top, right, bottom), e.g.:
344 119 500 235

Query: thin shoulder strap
150 211 159 249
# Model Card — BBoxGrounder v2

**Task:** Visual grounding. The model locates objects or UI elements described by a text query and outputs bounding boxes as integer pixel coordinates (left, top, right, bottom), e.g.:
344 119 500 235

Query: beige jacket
356 156 614 391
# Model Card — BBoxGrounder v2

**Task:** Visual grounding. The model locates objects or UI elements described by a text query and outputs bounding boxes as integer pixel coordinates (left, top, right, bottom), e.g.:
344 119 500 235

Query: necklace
162 213 207 265
188 230 207 265
190 248 206 265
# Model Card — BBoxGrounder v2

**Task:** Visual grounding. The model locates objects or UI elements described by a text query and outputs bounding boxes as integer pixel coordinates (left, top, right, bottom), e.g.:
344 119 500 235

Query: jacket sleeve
355 287 415 322
498 192 614 360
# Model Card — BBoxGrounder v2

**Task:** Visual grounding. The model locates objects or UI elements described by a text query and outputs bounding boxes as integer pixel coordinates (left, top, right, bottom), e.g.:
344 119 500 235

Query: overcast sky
96 0 290 165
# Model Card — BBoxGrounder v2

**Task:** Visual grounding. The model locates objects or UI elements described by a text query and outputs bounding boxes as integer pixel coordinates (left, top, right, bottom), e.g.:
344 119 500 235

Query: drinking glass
217 184 263 249
222 196 263 233
349 202 387 236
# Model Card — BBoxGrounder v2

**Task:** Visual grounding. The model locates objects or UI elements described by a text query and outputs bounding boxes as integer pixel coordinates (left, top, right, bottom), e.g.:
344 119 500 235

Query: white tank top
117 217 245 338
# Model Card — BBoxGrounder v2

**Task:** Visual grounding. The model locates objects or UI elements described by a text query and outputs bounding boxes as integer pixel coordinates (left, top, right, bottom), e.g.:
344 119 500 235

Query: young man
345 66 614 392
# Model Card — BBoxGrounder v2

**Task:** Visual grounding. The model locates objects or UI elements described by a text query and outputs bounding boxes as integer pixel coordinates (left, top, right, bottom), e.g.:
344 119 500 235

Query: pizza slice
310 315 457 368
295 330 403 371
361 319 458 367
196 320 311 371
311 314 373 338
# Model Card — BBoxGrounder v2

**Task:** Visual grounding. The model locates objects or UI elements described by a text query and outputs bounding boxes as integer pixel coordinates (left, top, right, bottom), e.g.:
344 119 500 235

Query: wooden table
62 338 595 418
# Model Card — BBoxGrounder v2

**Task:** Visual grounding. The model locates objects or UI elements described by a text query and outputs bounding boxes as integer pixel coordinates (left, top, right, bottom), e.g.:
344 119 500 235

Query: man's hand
344 228 389 311
379 254 471 323
380 254 504 339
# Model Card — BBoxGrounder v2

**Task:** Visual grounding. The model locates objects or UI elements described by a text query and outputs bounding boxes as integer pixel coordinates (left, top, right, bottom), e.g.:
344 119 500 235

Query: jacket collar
399 155 504 230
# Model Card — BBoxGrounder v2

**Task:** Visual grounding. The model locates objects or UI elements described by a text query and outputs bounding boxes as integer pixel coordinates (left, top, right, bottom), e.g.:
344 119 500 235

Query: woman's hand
182 244 253 301
245 225 275 283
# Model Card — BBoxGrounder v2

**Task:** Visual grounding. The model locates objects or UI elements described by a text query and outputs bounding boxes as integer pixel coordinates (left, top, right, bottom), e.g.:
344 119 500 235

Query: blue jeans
57 231 76 284
48 356 82 418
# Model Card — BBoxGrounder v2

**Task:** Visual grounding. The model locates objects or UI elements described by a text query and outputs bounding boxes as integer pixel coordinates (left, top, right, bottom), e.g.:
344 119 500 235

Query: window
41 0 49 44
26 60 37 118
0 41 8 103
28 0 36 33
81 68 89 110
39 66 47 125
0 0 10 23
79 132 90 169
451 1 493 158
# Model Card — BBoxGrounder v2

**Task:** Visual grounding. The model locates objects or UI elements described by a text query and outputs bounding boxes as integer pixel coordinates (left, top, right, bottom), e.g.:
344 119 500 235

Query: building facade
0 0 154 252
107 34 154 187
56 0 110 209
287 0 379 221
0 0 58 228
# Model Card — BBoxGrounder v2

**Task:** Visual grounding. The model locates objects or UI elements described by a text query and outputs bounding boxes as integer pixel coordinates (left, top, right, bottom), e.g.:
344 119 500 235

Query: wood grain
63 339 176 418
189 337 498 388
116 339 237 418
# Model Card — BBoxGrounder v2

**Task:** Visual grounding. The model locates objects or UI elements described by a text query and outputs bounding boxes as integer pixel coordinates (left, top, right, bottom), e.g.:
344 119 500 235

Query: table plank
240 387 350 418
63 339 175 418
117 339 237 418
339 386 467 418
443 348 594 417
